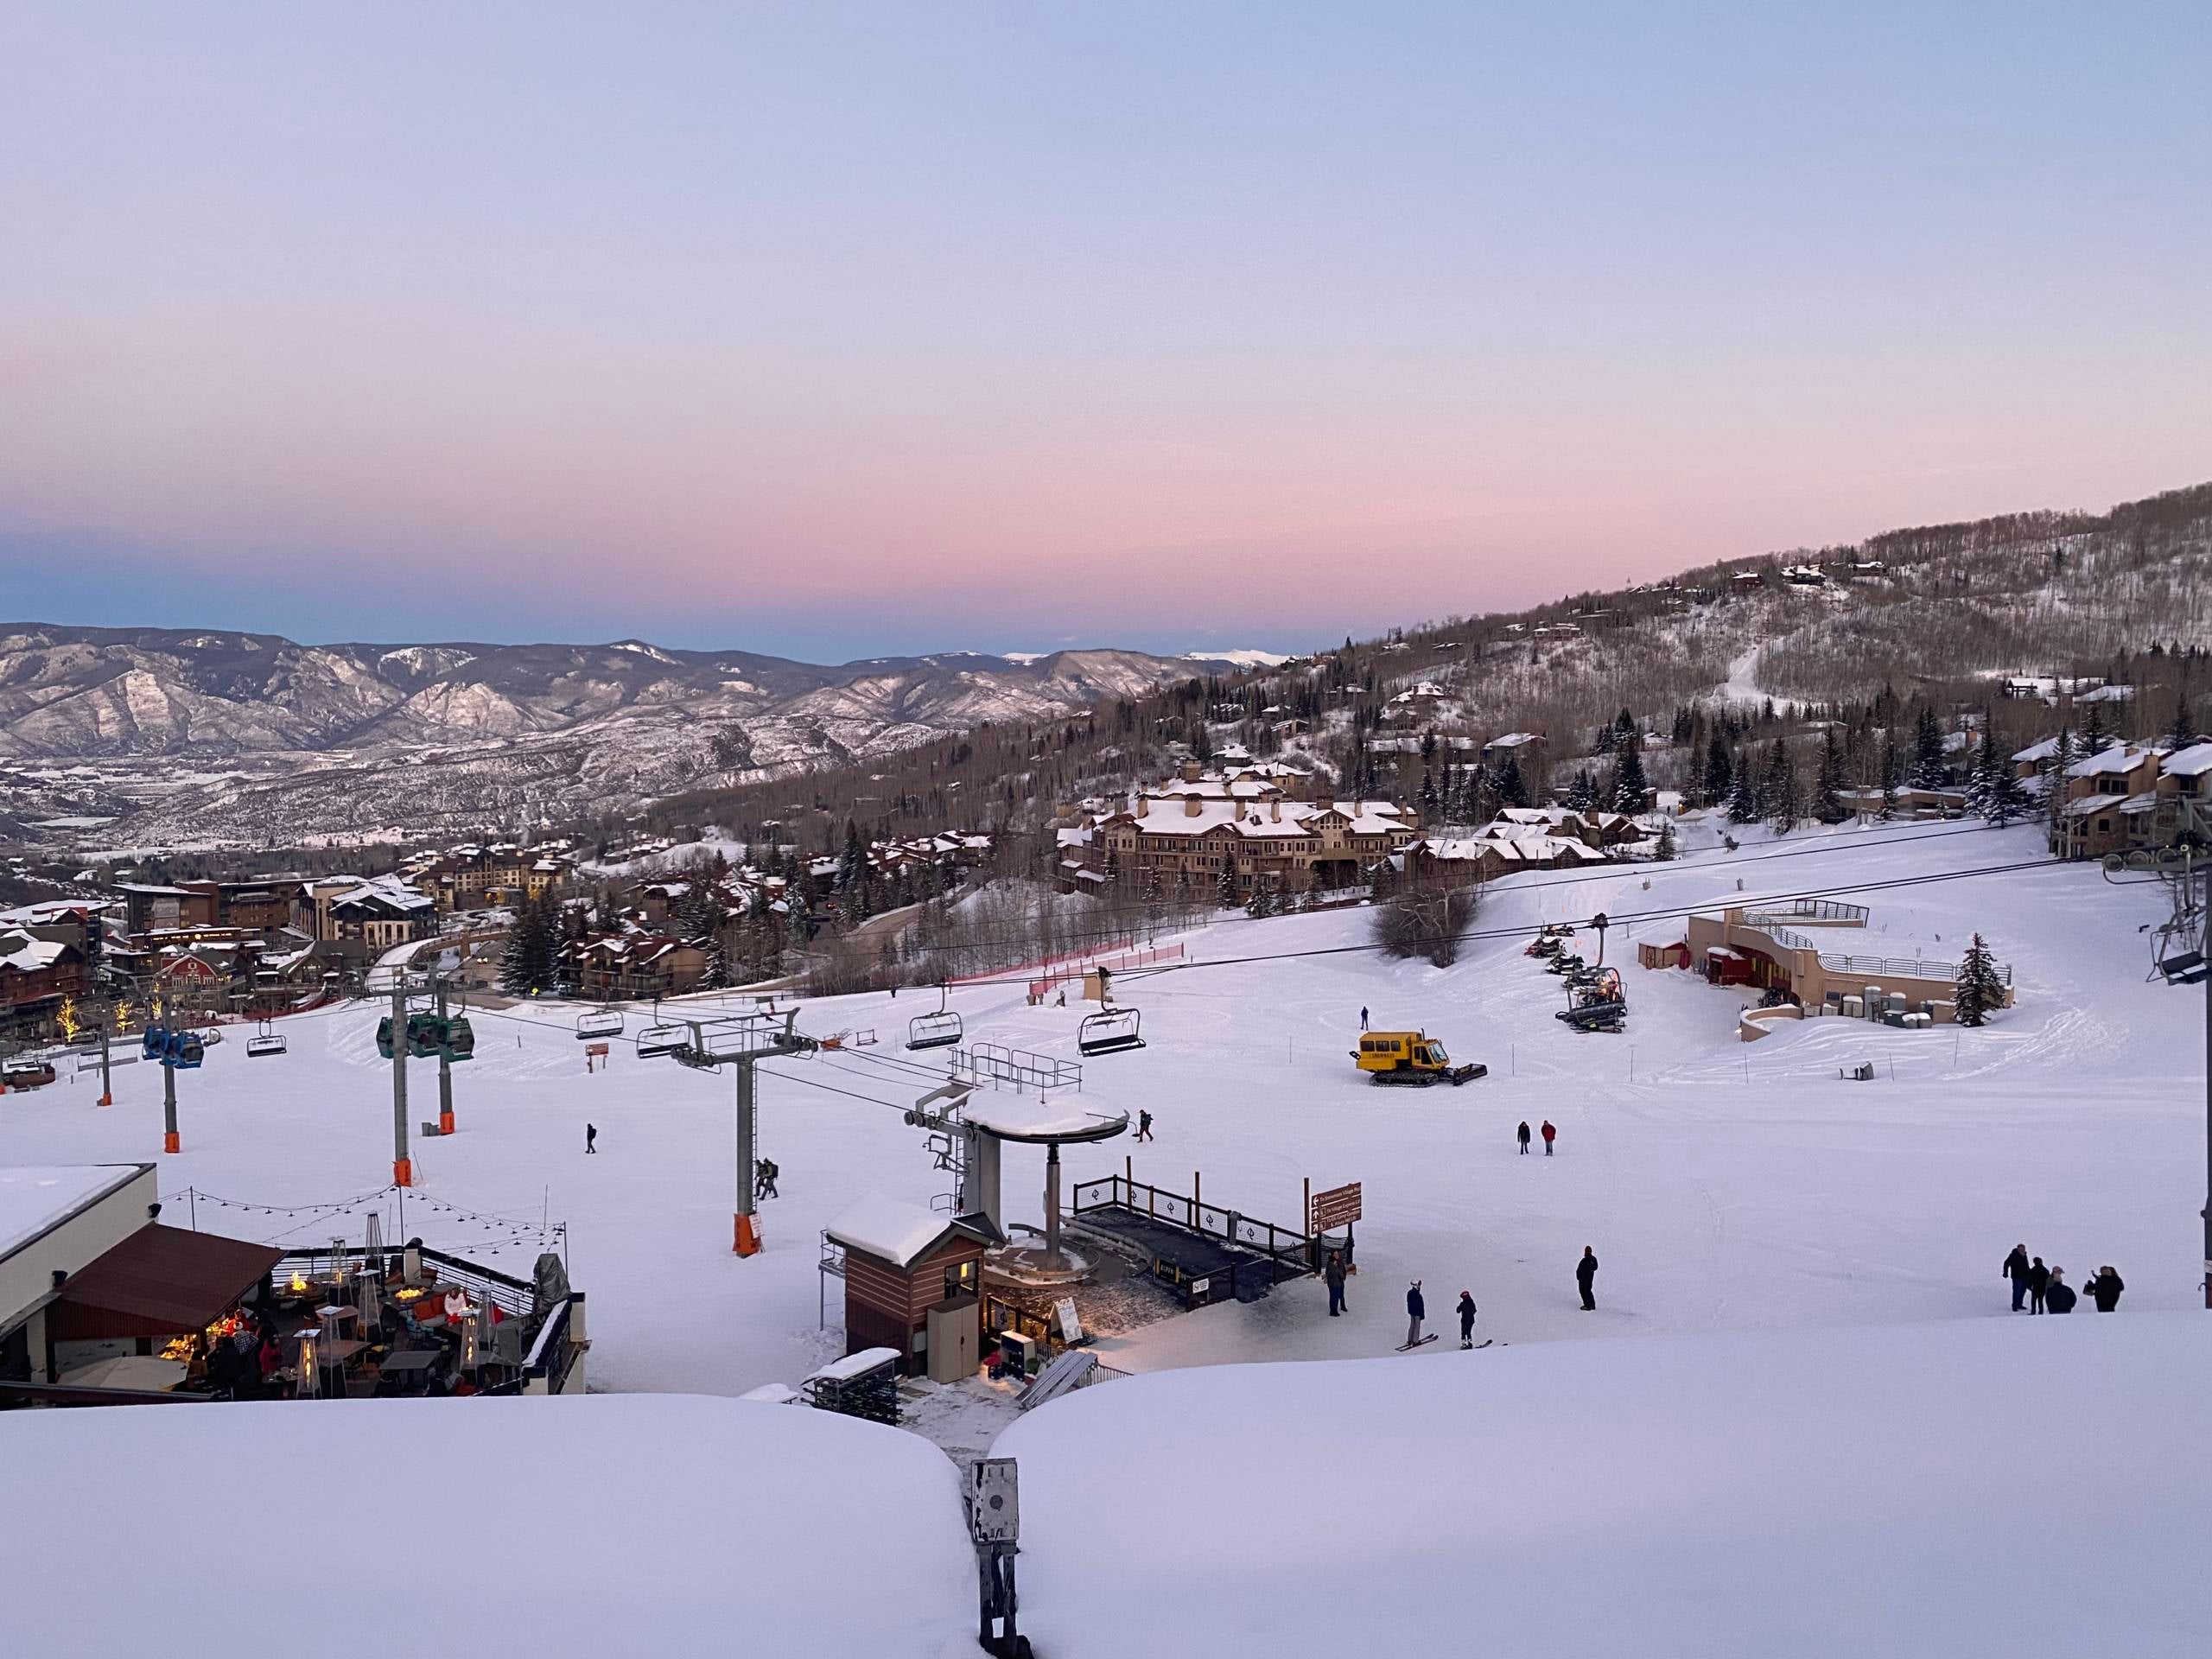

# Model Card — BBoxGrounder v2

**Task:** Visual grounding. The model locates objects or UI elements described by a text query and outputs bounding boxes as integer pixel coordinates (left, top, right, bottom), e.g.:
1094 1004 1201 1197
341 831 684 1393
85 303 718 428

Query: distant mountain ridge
0 626 1253 846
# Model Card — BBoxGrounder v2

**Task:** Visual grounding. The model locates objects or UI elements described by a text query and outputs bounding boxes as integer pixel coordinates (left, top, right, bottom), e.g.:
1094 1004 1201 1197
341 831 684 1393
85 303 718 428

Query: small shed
1638 939 1691 971
824 1195 995 1379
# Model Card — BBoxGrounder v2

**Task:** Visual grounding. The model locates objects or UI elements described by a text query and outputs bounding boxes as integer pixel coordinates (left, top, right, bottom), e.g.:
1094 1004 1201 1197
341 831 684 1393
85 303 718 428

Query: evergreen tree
1980 737 2031 826
499 889 549 995
1497 756 1529 809
1955 933 2005 1027
1878 739 1901 820
1701 732 1733 808
2081 697 2109 753
2165 693 2199 752
1910 709 1949 789
1611 731 1650 812
1564 769 1597 811
1654 818 1679 861
1814 728 1850 823
2044 726 2076 836
836 819 864 891
1217 858 1237 911
1418 767 1440 817
1245 885 1274 919
1726 759 1761 825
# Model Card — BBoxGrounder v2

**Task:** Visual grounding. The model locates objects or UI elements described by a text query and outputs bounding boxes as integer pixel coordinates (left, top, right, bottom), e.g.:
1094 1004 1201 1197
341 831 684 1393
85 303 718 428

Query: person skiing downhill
2029 1255 2050 1314
1541 1120 1556 1156
2004 1243 2031 1312
1576 1246 1599 1311
1404 1281 1426 1348
584 1122 597 1154
1516 1122 1531 1155
1457 1290 1478 1349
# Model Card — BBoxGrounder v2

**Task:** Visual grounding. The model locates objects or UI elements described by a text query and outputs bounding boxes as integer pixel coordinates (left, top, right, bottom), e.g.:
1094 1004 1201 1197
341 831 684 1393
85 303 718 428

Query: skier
2004 1243 2031 1312
1457 1289 1478 1349
584 1122 597 1155
1325 1251 1346 1317
1576 1246 1599 1311
754 1157 779 1200
2028 1255 2050 1314
1541 1119 1557 1156
2044 1268 2077 1314
1360 1006 1370 1032
2087 1265 2125 1312
1136 1109 1154 1143
1516 1121 1532 1155
1404 1280 1426 1348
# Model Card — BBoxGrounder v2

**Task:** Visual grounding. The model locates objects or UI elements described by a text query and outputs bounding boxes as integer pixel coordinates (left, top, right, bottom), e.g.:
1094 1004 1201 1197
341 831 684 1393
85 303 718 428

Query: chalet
0 931 89 1041
1081 791 1418 897
1408 834 1608 884
564 934 709 1001
1481 732 1546 771
2050 743 2165 861
322 879 436 949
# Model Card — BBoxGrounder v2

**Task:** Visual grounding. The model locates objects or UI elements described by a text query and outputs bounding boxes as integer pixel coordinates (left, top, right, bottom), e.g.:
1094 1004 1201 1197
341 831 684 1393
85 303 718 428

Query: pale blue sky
3 3 2206 658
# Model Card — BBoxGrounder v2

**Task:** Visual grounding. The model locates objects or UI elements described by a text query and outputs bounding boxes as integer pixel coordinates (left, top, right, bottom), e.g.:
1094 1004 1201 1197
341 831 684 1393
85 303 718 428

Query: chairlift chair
143 1026 168 1062
576 1009 625 1041
636 1023 689 1058
405 1013 447 1058
1077 1007 1144 1057
168 1031 205 1069
245 1019 288 1058
906 985 963 1052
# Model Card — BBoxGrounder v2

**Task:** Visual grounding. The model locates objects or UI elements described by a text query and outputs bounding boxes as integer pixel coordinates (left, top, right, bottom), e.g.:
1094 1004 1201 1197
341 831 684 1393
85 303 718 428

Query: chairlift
636 1023 689 1058
1077 1007 1145 1057
405 1013 447 1058
906 984 963 1052
246 1018 288 1058
576 1008 625 1041
143 1026 168 1062
167 1031 205 1069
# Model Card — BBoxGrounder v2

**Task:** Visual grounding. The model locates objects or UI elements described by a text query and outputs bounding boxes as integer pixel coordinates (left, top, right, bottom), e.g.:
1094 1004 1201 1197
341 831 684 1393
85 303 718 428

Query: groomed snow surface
1 816 2207 1651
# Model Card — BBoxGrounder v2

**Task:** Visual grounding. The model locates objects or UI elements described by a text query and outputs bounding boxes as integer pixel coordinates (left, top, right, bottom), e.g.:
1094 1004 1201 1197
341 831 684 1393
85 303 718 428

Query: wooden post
1303 1177 1312 1237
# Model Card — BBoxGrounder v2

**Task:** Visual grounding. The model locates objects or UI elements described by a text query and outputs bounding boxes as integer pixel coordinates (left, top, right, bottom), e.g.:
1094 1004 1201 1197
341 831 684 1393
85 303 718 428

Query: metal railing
950 1043 1084 1097
1816 950 2012 987
1071 1175 1312 1268
1744 898 1868 927
281 1243 539 1321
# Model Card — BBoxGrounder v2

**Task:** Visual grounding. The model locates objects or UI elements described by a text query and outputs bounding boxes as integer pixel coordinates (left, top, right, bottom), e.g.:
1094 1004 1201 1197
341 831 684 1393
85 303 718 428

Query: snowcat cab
1351 1030 1484 1086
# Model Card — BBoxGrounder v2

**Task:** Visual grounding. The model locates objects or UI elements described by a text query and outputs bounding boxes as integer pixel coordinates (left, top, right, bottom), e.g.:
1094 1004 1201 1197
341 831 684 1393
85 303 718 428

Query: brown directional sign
1309 1180 1362 1232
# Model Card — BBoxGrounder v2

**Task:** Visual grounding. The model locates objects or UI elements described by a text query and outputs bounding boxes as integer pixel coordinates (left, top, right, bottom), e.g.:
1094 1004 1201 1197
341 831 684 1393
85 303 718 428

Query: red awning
47 1224 285 1341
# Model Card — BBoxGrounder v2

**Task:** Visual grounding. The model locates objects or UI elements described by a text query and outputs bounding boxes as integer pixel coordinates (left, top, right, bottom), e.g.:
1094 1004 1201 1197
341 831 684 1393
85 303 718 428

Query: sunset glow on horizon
3 4 2207 659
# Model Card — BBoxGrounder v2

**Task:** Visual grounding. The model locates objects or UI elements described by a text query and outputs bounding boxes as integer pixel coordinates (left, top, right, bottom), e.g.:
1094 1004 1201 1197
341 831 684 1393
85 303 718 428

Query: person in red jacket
1541 1120 1557 1155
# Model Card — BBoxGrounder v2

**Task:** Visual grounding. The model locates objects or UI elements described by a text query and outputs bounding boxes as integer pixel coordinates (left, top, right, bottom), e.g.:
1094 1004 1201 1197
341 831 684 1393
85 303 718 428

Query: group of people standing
1516 1120 1556 1154
2003 1244 2123 1314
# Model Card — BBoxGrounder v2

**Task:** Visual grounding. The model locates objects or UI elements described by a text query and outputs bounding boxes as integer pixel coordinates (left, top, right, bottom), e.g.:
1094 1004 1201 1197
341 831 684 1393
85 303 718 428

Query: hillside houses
1059 784 1420 898
2047 740 2212 860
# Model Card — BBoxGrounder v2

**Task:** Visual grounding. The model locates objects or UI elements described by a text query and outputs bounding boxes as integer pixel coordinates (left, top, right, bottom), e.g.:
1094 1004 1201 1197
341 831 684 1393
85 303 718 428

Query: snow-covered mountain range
0 626 1249 847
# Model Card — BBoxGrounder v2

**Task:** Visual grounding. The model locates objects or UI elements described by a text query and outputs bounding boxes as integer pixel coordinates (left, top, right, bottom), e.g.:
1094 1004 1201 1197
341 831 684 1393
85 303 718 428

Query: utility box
969 1458 1020 1544
926 1293 980 1383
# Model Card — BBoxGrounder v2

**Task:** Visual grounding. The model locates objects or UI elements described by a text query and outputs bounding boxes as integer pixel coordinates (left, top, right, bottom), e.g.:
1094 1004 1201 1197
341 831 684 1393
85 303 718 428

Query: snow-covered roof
825 1192 966 1268
2066 743 2157 780
1115 798 1412 841
2012 736 2061 766
0 934 71 973
2162 741 2212 779
4 1395 976 1656
1484 732 1541 749
992 1317 2212 1659
0 1164 143 1260
2061 792 2127 818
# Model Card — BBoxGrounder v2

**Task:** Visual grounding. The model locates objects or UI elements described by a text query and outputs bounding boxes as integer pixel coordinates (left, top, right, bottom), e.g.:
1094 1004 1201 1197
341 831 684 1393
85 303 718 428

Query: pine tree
2081 697 2109 753
1964 727 1998 817
836 820 865 891
2044 726 2076 838
499 889 545 995
1701 732 1733 808
1418 767 1440 817
1726 759 1761 825
1815 728 1850 823
1955 933 2004 1027
1611 731 1650 812
1245 886 1273 919
1564 769 1596 811
1910 709 1949 789
2165 693 2198 752
1497 756 1529 810
1654 818 1679 861
1217 858 1237 911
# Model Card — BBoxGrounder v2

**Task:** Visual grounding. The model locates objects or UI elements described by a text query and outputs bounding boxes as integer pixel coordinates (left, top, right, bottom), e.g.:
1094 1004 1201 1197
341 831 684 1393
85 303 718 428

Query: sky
2 4 2207 664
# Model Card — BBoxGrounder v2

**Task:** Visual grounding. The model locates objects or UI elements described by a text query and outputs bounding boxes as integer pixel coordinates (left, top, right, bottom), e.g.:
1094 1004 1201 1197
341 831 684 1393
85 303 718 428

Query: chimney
1135 794 1148 818
1181 759 1201 783
1269 798 1281 822
1185 796 1203 818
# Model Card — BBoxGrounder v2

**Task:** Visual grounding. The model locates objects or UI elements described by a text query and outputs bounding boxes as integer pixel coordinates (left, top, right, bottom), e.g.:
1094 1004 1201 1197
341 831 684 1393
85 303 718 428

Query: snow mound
996 1316 2212 1656
3 1395 975 1657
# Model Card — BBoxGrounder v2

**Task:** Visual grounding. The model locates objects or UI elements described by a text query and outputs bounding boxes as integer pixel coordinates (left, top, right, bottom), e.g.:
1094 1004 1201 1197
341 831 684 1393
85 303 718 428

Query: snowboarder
1136 1109 1154 1142
584 1122 597 1154
1404 1280 1426 1348
1325 1251 1346 1317
1457 1289 1478 1348
2028 1255 2049 1314
1516 1121 1531 1155
2004 1243 2031 1312
1576 1246 1599 1311
754 1157 779 1200
2087 1265 2125 1312
1360 1007 1370 1032
1541 1120 1557 1156
2044 1268 2076 1314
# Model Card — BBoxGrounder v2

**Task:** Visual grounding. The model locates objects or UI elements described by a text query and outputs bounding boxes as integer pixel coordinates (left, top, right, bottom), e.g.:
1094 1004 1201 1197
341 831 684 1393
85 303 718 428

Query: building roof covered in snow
2162 741 2212 779
2066 742 2157 780
825 1192 990 1268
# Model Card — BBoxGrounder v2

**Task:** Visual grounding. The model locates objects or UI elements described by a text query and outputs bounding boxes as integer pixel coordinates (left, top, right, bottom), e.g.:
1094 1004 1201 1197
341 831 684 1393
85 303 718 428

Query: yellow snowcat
1351 1031 1485 1086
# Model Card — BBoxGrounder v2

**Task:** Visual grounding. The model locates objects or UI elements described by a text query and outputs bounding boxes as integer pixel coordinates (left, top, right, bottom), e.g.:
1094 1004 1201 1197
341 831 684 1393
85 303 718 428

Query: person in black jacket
2043 1268 2076 1314
1404 1281 1426 1347
2004 1243 2031 1312
1576 1246 1599 1311
1516 1121 1532 1155
1457 1289 1478 1348
2087 1265 2125 1312
2027 1255 2049 1314
1325 1251 1346 1317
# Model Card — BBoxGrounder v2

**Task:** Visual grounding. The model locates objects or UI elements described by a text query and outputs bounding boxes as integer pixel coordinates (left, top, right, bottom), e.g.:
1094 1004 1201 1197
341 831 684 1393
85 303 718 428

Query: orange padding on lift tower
394 1158 413 1188
163 1131 181 1154
439 1112 454 1135
734 1214 762 1255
